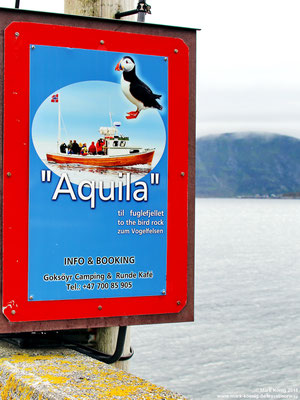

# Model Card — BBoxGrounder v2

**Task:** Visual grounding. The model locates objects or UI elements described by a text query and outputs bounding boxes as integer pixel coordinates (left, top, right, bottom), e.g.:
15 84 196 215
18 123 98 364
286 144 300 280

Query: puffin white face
119 57 135 72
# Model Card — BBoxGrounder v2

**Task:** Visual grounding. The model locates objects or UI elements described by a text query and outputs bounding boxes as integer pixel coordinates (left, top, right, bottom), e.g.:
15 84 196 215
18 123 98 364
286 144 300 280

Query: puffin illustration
115 56 163 119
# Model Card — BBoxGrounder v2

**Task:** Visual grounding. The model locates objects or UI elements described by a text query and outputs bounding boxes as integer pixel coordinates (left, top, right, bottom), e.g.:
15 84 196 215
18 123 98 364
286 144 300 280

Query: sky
1 0 300 138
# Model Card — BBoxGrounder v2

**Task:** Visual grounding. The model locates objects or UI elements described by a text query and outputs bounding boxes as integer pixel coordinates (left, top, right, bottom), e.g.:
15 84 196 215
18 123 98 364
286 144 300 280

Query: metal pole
137 11 145 22
137 0 145 22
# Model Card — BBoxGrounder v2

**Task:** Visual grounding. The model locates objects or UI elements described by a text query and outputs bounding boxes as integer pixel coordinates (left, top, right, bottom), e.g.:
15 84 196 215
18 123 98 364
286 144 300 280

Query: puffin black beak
115 61 123 71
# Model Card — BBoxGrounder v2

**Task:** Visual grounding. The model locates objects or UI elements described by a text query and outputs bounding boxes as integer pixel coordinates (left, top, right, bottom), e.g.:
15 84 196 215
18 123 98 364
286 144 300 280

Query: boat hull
46 149 155 167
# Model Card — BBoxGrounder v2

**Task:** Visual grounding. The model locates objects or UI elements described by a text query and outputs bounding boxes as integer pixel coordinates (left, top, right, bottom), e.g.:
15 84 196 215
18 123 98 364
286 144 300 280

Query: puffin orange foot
127 111 138 115
126 110 140 119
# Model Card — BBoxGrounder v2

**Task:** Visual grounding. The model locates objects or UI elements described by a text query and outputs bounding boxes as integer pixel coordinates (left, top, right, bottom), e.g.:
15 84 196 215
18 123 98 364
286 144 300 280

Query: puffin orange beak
115 61 123 71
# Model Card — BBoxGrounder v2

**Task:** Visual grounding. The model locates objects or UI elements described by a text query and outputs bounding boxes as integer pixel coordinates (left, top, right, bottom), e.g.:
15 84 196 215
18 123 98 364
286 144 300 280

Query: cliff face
196 133 300 197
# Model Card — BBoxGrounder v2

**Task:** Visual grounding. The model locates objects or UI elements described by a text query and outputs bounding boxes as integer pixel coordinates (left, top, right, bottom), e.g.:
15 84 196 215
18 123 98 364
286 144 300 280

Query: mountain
196 133 300 197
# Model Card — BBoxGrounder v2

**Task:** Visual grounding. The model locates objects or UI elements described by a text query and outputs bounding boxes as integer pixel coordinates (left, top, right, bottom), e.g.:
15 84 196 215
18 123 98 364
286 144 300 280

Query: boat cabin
99 126 140 156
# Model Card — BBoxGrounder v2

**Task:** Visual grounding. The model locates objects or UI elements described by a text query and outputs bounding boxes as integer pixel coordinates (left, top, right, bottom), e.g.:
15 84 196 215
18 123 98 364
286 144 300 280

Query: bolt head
11 310 16 315
7 172 12 177
31 45 35 49
98 305 102 310
164 57 168 61
161 290 166 295
177 300 181 306
100 40 105 45
174 49 179 53
181 172 185 176
15 32 19 37
29 295 33 300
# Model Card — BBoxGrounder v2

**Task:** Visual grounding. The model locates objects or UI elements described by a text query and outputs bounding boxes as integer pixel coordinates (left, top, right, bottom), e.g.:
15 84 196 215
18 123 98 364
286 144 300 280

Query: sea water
131 198 300 400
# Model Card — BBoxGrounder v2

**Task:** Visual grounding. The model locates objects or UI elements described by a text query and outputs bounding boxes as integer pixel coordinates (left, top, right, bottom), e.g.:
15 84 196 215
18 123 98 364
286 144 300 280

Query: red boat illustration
46 98 155 168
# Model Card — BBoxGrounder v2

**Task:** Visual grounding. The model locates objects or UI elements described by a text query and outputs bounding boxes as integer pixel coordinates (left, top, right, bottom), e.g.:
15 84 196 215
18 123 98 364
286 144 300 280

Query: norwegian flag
51 94 59 103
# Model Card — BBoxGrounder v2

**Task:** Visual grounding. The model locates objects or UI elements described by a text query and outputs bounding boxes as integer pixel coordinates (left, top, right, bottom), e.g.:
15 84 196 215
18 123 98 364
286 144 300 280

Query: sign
2 20 192 325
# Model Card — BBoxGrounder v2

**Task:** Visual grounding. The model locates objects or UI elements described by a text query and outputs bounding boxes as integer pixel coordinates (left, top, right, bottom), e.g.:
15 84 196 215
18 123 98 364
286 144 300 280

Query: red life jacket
96 139 104 152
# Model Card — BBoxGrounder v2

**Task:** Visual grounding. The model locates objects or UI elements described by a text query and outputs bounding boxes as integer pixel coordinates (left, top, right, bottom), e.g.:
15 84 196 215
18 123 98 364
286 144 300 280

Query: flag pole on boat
51 93 61 153
58 94 61 153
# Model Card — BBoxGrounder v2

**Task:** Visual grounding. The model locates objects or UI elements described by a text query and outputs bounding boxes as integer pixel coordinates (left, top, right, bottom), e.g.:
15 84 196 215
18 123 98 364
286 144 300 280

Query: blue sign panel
28 45 168 301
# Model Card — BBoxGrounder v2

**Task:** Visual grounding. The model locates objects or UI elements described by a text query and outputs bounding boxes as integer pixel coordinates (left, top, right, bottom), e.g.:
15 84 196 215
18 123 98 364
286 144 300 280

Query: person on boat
67 140 73 153
96 139 105 155
88 141 96 155
80 143 88 156
60 143 67 153
71 140 80 155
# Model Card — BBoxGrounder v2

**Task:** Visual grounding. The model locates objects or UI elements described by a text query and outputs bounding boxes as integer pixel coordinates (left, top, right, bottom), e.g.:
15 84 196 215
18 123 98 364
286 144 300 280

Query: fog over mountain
196 132 300 197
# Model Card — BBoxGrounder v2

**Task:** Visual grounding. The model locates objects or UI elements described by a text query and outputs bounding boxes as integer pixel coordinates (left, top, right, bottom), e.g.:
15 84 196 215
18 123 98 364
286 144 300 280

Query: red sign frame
3 21 189 323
